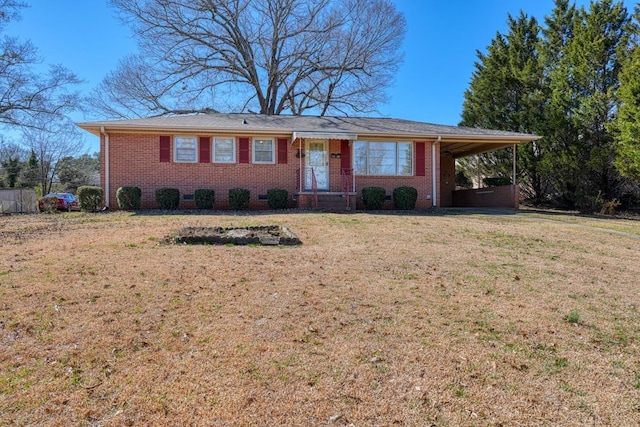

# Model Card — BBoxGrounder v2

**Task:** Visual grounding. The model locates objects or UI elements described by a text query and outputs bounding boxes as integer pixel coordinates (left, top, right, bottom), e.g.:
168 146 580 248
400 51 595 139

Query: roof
77 113 541 158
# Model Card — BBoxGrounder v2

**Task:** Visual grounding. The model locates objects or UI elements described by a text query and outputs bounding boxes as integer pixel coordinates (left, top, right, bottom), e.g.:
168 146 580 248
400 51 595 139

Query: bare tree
90 0 405 118
0 1 82 128
21 117 86 194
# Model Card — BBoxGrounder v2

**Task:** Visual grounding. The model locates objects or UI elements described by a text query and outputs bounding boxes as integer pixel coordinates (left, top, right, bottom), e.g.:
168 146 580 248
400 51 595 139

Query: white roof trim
292 131 358 141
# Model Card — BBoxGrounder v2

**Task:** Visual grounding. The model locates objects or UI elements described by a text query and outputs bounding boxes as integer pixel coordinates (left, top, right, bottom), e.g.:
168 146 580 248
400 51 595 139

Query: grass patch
0 210 639 425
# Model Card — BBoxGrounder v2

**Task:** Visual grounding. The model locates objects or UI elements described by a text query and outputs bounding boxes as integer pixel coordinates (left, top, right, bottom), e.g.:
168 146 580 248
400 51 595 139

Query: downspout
100 126 110 208
432 136 440 207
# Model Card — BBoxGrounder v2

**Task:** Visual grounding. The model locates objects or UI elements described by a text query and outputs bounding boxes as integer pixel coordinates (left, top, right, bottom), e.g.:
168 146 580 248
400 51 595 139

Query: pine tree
610 43 640 182
541 0 633 208
459 12 547 203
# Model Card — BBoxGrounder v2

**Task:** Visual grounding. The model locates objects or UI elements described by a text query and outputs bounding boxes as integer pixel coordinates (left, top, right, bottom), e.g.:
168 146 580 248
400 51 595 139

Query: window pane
398 142 412 175
254 139 274 163
353 141 367 175
214 137 235 162
175 137 197 162
368 142 396 175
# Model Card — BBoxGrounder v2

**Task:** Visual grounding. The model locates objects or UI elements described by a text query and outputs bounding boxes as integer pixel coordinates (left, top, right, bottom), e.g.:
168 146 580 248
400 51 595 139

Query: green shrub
155 187 180 210
116 186 142 210
229 188 250 210
77 186 103 211
483 176 511 187
267 188 288 210
362 186 386 210
567 310 580 324
40 195 58 213
194 189 215 209
393 186 418 210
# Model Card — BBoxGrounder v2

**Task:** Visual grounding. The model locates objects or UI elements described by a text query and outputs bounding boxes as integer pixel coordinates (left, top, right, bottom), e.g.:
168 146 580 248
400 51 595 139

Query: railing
341 168 353 210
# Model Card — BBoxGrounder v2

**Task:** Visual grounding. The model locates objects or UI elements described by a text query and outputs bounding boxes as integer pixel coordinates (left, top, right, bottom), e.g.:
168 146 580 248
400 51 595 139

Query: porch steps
313 194 354 212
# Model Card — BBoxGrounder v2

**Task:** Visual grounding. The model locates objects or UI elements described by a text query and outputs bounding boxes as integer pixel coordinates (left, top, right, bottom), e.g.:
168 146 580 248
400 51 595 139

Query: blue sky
6 0 636 152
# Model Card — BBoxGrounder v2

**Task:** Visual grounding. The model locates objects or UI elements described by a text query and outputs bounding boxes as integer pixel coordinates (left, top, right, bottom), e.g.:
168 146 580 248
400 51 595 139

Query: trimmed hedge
116 186 142 210
362 186 386 210
393 186 418 210
155 187 180 210
229 188 250 210
194 189 215 209
77 186 103 211
267 188 288 210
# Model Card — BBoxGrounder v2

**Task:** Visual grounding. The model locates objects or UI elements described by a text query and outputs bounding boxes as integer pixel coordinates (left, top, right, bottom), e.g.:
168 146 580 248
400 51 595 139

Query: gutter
100 126 110 208
432 136 440 207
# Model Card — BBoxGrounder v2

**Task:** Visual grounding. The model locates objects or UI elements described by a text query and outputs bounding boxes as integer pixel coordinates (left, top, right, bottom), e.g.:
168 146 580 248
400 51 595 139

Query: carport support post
512 144 517 185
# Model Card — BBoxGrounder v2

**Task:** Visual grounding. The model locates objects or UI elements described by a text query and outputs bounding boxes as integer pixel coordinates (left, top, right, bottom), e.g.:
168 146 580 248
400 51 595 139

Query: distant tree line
459 0 640 211
0 143 98 195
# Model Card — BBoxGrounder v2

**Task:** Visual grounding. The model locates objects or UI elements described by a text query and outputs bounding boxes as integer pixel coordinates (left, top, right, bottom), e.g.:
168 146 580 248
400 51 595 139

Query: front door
305 140 329 190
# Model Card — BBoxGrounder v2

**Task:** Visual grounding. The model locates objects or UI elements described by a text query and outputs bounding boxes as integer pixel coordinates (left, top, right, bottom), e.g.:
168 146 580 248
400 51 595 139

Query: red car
38 193 80 212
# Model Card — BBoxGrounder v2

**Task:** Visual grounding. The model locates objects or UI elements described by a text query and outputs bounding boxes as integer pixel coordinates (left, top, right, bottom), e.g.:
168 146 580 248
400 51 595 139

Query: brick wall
452 185 519 208
102 133 437 210
353 141 435 210
104 133 300 209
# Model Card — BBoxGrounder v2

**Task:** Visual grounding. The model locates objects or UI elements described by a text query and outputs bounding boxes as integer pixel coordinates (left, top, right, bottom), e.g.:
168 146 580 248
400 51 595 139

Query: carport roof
77 113 541 158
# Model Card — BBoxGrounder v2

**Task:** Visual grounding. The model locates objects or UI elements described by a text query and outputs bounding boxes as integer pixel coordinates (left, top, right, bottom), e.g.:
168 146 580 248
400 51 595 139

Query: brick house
77 114 539 210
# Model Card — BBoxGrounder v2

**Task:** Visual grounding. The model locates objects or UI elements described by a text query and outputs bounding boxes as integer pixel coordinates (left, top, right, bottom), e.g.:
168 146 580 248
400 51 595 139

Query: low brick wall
452 185 519 209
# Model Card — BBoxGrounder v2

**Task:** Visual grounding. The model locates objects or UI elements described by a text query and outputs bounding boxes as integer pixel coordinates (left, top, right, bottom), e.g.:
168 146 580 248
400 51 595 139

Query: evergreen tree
20 150 40 189
57 153 100 192
460 0 635 210
541 0 633 208
1 155 20 187
610 19 640 183
460 12 547 203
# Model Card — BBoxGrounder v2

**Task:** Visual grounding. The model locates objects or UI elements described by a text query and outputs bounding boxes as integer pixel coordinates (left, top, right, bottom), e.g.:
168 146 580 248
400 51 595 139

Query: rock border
169 225 301 246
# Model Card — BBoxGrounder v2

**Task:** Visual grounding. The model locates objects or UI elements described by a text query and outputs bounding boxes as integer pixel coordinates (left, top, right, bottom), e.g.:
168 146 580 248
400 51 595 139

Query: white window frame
213 137 236 163
173 136 198 163
252 137 275 164
353 141 413 176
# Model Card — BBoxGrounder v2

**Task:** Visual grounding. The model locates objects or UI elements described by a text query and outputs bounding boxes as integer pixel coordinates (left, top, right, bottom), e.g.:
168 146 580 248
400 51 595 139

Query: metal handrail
341 168 353 210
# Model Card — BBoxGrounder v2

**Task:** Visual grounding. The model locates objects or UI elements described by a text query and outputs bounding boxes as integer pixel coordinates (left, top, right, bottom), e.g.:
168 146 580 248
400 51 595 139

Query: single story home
77 114 540 210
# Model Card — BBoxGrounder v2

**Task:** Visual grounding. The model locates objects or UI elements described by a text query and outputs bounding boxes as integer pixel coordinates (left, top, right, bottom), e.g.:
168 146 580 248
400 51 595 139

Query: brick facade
451 184 519 208
101 133 438 210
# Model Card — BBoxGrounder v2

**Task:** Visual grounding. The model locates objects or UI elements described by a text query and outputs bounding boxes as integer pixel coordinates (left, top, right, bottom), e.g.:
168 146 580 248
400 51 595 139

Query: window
174 136 197 163
213 137 236 163
253 138 274 164
353 141 413 176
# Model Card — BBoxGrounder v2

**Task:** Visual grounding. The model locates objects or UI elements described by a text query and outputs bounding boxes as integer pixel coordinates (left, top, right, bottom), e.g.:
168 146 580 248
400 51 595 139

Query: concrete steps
314 194 355 212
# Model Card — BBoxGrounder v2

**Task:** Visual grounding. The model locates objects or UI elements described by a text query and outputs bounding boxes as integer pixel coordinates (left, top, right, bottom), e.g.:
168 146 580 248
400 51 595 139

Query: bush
229 188 250 210
40 195 58 213
155 187 180 210
393 186 418 210
361 186 386 210
194 189 215 209
267 188 288 210
483 177 511 187
599 198 621 215
77 186 103 211
116 186 142 210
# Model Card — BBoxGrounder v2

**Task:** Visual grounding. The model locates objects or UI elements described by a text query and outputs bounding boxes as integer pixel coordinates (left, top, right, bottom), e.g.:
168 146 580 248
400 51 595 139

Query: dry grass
1 209 639 426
